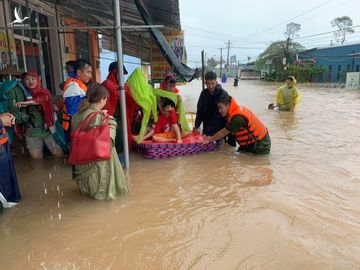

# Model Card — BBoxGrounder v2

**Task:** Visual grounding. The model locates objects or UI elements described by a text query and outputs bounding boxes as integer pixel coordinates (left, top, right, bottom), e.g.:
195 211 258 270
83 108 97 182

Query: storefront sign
346 72 360 89
0 30 17 69
151 31 187 83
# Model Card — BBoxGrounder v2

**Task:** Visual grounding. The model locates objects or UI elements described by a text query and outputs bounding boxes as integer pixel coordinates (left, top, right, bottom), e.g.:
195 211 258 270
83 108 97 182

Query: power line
183 25 255 42
247 0 333 38
248 0 355 38
294 25 360 40
296 0 354 25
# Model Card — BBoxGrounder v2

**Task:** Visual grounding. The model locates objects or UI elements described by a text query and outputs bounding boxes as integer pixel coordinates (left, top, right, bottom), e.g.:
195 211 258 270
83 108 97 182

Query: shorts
154 130 177 140
25 134 62 154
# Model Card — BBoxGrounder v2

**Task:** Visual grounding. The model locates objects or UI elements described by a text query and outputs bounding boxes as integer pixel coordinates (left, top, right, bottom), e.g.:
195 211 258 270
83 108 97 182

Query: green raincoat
71 106 128 200
127 68 190 143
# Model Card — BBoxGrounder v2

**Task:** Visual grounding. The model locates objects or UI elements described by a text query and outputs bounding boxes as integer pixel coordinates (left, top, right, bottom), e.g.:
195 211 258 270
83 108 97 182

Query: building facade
298 43 360 83
1 0 192 93
0 0 102 94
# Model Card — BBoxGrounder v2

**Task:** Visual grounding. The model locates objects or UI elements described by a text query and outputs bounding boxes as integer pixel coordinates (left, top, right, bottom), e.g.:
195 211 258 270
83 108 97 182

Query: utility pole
226 40 231 71
204 52 207 68
201 50 205 90
114 0 130 170
218 47 223 78
284 37 290 71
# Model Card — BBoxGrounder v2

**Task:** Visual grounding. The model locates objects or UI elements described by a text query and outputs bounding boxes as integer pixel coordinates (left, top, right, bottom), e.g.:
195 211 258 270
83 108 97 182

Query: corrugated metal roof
301 42 360 53
38 0 182 62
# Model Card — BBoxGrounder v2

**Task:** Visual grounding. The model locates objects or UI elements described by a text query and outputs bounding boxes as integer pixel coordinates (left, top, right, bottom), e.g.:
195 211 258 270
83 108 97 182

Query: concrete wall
299 44 360 83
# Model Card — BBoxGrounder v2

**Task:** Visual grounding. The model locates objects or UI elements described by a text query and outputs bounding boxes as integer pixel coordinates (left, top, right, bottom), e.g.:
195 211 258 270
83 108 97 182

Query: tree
206 57 219 70
256 40 304 70
284 22 301 39
255 40 305 81
331 16 355 44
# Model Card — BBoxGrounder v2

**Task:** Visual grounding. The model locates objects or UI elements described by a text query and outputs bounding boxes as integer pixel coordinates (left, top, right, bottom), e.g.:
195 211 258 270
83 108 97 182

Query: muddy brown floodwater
1 80 360 270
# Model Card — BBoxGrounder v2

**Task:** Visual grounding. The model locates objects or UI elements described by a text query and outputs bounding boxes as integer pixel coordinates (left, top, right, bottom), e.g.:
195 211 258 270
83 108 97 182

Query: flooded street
1 80 360 269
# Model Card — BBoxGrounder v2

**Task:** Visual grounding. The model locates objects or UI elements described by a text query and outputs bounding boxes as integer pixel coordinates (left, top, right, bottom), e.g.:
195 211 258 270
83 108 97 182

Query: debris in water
40 261 47 270
44 188 47 195
49 173 52 180
58 213 62 220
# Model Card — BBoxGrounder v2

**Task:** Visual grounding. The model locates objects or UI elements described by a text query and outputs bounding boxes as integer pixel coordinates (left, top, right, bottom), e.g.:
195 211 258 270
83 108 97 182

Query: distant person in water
270 76 301 112
233 75 239 87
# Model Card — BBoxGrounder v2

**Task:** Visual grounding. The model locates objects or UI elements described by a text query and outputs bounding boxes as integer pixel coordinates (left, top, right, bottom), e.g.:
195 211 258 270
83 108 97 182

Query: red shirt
154 110 178 134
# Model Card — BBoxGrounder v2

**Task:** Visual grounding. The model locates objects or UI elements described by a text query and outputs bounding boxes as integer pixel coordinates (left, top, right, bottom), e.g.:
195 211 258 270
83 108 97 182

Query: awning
134 0 199 82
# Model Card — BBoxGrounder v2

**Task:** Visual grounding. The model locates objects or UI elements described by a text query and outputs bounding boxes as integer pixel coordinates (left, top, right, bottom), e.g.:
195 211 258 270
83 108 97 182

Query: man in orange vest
203 94 271 155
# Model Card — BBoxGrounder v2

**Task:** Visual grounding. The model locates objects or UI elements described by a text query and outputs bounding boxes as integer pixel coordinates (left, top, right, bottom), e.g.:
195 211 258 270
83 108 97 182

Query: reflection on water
1 80 360 269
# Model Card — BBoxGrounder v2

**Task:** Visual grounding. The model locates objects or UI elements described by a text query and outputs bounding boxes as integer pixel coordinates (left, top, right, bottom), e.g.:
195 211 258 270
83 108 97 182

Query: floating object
136 134 215 159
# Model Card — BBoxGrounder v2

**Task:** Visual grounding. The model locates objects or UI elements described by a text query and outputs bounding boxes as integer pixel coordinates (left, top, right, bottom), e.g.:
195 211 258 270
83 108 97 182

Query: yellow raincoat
276 76 301 111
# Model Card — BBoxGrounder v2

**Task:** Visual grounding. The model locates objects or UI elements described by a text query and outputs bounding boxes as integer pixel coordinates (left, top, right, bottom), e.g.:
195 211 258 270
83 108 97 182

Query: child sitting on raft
133 98 183 143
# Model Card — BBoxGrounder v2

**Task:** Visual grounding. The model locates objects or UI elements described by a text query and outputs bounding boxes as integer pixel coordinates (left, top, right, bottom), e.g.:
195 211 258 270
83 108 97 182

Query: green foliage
331 16 355 44
287 65 326 82
285 22 301 39
340 70 347 83
263 65 326 82
206 57 219 70
255 40 304 70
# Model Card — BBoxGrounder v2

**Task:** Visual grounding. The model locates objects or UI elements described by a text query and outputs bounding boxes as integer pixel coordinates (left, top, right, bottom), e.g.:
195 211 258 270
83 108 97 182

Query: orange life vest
0 128 9 145
227 98 268 146
62 78 88 131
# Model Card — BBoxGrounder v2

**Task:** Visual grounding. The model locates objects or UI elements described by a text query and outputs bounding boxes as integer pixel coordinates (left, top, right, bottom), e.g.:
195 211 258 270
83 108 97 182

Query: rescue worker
274 76 301 112
62 59 92 134
203 93 271 155
193 71 227 146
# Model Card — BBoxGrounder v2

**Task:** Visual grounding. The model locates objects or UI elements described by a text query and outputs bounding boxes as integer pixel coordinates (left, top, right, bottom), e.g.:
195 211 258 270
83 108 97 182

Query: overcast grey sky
179 0 359 67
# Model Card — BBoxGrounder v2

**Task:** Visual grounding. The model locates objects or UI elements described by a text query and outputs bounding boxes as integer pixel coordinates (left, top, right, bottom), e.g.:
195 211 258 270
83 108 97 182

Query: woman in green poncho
275 76 301 112
71 83 128 200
